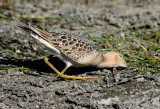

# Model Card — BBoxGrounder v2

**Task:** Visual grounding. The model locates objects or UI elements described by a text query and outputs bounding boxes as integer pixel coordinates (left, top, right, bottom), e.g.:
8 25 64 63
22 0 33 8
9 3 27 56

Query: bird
18 20 127 80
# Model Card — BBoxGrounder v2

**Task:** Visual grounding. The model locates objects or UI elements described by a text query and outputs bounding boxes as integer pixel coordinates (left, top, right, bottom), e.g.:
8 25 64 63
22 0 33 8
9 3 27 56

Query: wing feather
18 21 100 63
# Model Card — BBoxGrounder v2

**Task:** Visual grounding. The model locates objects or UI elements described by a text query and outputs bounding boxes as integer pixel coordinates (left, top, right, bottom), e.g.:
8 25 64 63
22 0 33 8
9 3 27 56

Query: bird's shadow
1 55 114 75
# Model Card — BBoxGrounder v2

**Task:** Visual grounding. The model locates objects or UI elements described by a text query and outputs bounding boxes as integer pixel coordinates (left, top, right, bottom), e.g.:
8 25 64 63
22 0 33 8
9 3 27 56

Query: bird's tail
18 19 52 41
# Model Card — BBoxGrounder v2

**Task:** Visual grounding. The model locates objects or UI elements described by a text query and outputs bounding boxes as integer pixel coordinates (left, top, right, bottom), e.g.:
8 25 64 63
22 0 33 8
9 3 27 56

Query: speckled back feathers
19 23 102 63
49 31 99 61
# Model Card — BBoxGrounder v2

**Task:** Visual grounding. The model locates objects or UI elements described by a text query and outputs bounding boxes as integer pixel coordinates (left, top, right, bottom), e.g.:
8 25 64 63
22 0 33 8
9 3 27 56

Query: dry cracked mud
0 0 160 108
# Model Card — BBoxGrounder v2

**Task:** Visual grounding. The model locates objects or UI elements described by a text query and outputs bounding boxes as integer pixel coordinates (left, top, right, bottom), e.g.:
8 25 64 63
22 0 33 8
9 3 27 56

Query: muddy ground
0 0 160 108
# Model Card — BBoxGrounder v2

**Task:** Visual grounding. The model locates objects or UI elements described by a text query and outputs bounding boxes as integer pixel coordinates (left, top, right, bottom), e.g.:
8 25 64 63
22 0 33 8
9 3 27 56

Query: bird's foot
58 73 98 81
44 57 98 81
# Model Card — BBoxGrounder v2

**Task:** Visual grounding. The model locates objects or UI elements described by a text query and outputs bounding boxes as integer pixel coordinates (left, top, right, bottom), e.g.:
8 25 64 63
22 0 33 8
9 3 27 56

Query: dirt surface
0 0 160 108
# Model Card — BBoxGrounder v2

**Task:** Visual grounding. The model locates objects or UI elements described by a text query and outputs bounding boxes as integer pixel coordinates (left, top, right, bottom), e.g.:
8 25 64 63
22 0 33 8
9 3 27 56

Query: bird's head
96 52 127 68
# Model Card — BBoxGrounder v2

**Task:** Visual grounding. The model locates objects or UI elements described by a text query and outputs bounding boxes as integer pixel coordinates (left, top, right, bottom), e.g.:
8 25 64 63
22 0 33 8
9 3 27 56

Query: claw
84 73 87 77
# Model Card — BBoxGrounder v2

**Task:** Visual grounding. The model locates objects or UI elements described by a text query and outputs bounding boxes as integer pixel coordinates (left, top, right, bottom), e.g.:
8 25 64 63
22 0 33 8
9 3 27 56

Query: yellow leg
113 68 118 73
44 57 98 80
60 66 68 74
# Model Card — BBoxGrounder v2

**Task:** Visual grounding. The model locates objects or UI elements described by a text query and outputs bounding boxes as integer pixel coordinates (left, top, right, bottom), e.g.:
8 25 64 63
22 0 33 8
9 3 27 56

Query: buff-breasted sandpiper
18 20 127 80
